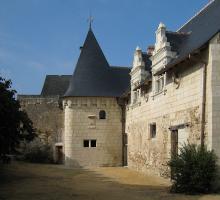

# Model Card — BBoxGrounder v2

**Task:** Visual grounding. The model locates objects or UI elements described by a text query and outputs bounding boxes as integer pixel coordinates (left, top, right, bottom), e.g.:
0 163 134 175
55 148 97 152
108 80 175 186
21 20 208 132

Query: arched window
99 110 106 119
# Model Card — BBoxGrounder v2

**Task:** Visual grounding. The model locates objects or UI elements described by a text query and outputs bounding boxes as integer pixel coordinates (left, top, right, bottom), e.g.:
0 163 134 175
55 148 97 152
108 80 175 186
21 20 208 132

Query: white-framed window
133 91 138 104
155 75 164 94
132 89 141 105
83 140 96 148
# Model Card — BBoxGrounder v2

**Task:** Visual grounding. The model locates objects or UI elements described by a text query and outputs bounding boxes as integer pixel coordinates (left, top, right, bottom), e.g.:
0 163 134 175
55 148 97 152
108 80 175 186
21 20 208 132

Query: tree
168 144 218 194
0 76 36 156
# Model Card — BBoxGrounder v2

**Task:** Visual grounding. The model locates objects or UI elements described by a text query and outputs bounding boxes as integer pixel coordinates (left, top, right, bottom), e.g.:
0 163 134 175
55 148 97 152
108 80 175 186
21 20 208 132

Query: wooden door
171 130 178 159
171 130 178 179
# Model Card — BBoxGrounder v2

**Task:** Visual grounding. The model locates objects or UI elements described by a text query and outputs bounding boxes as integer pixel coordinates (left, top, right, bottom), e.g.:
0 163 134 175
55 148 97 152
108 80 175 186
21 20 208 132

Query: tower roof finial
87 14 94 30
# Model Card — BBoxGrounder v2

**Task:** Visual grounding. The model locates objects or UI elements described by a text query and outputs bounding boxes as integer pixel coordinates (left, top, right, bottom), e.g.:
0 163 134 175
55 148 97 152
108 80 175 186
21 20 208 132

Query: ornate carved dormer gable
130 47 150 105
154 22 167 53
132 46 145 69
130 46 150 89
151 23 177 75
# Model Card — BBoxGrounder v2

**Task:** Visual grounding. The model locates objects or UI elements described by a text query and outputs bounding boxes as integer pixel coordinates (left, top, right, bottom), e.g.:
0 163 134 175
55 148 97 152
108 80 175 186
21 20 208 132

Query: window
99 110 106 119
83 140 97 148
155 75 164 94
133 91 138 104
91 140 96 147
150 123 156 138
83 140 89 147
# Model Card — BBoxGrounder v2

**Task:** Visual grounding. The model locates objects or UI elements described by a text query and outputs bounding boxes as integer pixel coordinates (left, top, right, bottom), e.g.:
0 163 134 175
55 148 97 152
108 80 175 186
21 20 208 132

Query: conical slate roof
64 28 130 97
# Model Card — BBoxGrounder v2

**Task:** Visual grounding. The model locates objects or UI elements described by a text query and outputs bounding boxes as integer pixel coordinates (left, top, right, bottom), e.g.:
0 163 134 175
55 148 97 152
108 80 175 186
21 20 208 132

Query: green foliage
0 76 36 156
23 138 54 164
168 144 218 194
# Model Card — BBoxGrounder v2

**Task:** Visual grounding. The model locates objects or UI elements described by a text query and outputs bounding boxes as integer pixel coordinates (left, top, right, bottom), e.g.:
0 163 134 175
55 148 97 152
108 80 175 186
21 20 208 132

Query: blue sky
0 0 208 94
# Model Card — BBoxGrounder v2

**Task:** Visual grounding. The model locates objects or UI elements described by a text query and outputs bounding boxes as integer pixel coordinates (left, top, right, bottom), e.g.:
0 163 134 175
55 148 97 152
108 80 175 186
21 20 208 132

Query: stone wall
63 97 122 167
18 95 64 145
125 51 209 176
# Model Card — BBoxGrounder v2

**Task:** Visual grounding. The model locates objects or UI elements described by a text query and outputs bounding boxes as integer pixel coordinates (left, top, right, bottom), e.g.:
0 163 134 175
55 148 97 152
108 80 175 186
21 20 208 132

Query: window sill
152 89 167 99
88 125 96 129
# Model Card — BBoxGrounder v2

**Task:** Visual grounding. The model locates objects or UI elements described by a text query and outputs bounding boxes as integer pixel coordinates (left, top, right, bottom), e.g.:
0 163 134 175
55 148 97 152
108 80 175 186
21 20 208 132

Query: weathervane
87 14 94 29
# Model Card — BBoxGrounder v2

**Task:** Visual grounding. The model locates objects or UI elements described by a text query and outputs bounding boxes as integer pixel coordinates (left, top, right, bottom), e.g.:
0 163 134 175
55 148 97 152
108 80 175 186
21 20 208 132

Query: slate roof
41 75 71 96
64 28 130 97
109 66 131 96
166 31 189 53
142 52 152 72
156 0 220 74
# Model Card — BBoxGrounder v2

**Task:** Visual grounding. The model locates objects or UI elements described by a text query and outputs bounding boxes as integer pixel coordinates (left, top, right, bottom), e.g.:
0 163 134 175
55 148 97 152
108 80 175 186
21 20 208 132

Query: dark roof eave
120 89 131 98
62 95 122 98
154 56 188 76
132 79 152 90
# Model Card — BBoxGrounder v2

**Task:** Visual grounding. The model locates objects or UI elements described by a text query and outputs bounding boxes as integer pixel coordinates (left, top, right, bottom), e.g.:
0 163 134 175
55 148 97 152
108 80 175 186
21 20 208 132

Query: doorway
170 127 189 158
123 133 128 166
56 146 63 164
171 130 178 159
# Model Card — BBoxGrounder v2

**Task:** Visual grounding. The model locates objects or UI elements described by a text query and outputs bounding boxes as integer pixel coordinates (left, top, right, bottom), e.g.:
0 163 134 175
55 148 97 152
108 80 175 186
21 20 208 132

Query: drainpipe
201 62 207 148
121 103 126 166
117 97 126 166
189 54 207 147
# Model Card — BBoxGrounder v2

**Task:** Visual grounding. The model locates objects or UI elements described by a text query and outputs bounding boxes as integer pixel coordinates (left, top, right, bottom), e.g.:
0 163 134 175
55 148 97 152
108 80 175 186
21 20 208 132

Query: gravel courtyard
0 162 220 200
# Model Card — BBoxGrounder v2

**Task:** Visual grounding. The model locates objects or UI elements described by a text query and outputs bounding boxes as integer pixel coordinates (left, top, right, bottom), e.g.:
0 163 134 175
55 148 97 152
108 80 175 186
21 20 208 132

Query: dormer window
99 110 106 119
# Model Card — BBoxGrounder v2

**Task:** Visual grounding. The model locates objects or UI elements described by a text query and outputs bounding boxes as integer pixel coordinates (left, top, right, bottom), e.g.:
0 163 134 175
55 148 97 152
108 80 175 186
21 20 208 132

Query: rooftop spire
64 27 112 97
87 15 94 30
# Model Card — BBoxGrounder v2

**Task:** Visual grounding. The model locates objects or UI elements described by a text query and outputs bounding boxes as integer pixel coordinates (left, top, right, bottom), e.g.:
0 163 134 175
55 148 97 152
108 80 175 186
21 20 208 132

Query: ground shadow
0 162 219 200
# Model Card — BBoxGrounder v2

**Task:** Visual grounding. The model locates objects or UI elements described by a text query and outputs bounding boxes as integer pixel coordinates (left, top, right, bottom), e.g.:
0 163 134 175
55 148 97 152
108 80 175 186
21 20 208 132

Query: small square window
83 140 89 147
99 110 106 119
91 140 96 147
150 123 156 138
83 139 97 148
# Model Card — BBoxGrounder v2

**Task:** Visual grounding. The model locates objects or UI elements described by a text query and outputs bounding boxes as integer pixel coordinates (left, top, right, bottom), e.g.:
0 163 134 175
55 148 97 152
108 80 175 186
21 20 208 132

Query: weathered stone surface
63 97 122 167
18 95 64 145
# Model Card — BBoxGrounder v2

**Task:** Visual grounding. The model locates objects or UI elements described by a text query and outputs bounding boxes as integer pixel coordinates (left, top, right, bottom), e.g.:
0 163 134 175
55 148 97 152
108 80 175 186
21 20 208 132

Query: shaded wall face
19 96 64 144
63 97 122 167
207 34 220 164
126 57 207 176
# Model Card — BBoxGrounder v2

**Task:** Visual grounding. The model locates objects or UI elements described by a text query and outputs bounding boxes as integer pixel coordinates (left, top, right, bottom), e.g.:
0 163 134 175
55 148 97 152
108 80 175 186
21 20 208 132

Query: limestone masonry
18 0 220 177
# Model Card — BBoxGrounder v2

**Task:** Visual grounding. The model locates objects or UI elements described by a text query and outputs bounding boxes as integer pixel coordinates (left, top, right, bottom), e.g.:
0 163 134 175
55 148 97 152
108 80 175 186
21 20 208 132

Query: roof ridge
177 0 215 32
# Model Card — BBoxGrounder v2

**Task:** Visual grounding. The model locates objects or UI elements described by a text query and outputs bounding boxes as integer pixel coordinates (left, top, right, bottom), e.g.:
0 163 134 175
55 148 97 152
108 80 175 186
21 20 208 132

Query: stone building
19 0 220 176
19 27 130 166
125 0 220 176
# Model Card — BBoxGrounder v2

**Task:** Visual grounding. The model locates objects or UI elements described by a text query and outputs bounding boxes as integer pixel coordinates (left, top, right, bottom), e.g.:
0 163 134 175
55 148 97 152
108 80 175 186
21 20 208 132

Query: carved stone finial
158 22 166 29
136 46 141 51
87 15 94 29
